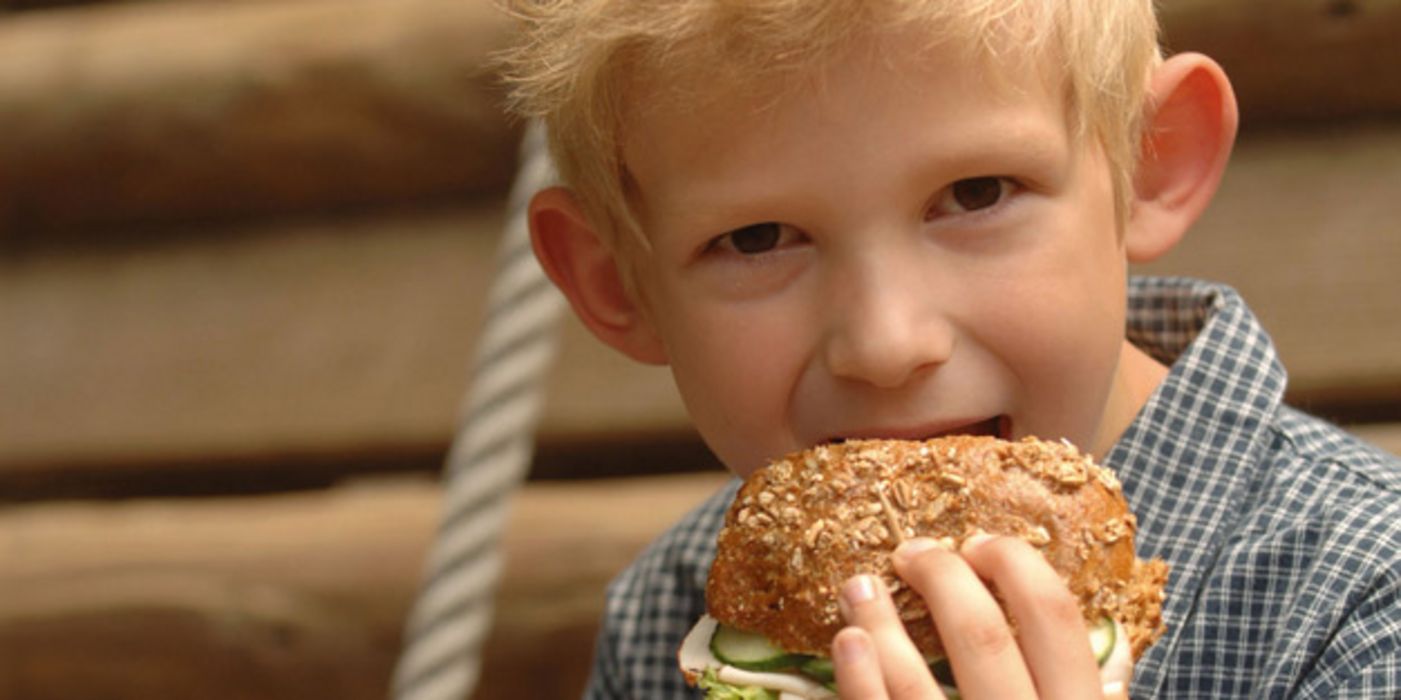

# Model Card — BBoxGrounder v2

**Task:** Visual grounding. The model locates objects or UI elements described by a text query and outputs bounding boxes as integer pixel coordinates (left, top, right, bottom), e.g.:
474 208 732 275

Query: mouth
828 415 1011 445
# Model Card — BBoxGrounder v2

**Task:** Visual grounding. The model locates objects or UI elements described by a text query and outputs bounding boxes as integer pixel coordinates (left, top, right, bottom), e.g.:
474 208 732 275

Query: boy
501 1 1401 697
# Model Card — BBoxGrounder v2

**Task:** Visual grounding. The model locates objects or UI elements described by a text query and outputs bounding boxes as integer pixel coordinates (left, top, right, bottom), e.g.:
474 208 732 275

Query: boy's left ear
1125 52 1239 263
527 186 670 366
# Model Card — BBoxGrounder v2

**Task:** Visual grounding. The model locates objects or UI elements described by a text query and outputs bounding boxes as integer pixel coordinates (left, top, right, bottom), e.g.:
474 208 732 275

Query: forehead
620 30 1070 226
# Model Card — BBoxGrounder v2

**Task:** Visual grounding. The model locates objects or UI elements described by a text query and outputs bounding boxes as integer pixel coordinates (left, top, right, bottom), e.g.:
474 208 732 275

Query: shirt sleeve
1292 493 1401 699
581 614 626 700
1329 655 1401 699
578 479 738 700
1302 595 1401 699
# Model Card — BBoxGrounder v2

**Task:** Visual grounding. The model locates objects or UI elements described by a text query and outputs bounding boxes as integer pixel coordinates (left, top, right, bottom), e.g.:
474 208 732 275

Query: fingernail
842 574 877 605
894 536 950 565
838 575 878 620
961 531 996 553
833 629 869 664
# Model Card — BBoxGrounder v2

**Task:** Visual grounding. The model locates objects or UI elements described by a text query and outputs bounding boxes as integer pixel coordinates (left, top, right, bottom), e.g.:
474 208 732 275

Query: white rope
392 121 563 700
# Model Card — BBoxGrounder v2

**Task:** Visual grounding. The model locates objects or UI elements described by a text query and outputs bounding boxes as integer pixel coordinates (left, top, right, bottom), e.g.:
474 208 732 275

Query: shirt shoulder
1274 406 1401 495
1261 407 1401 604
1230 409 1401 697
583 478 740 700
1256 408 1401 562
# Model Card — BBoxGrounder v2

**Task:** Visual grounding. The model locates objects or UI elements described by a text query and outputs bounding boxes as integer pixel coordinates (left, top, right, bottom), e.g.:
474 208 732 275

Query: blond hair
500 0 1162 253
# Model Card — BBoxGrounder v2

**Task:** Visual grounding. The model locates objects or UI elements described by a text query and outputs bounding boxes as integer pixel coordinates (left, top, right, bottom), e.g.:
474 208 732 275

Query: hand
831 535 1132 699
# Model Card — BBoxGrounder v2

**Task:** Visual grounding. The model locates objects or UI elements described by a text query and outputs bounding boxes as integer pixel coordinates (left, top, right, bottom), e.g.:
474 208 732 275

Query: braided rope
392 121 563 700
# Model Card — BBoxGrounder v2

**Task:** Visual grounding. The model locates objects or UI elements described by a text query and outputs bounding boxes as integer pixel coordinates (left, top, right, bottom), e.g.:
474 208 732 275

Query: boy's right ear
527 187 669 365
1125 52 1239 263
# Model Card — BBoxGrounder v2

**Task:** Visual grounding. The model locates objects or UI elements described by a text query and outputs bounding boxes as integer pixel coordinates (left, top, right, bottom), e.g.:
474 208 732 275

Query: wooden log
477 471 732 699
0 481 431 700
0 203 691 483
0 0 519 238
1159 0 1401 124
0 480 435 699
0 471 733 700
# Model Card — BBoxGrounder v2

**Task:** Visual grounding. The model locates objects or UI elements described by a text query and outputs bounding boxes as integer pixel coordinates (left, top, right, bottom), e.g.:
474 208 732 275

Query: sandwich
678 435 1168 699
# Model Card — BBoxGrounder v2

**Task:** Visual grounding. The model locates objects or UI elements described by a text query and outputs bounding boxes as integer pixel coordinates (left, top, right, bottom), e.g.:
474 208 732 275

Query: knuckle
898 547 960 591
980 534 1034 564
885 673 932 699
1035 587 1084 628
951 616 1016 658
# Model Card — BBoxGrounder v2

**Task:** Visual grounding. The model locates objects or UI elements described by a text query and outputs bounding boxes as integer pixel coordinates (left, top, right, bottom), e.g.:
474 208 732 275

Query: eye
928 176 1015 218
708 222 799 256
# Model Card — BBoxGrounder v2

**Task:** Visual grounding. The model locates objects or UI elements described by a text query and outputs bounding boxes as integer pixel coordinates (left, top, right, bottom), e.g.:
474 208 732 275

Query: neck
1091 341 1169 459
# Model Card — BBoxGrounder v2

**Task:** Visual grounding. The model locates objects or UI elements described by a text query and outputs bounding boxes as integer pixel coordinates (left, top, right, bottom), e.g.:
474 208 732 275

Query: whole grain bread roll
706 436 1167 660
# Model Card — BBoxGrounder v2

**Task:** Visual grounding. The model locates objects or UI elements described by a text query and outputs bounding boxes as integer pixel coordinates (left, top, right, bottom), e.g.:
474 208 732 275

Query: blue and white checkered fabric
582 277 1401 699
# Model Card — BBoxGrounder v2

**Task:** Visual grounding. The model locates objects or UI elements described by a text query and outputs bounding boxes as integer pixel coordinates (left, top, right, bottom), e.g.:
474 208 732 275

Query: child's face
620 35 1146 477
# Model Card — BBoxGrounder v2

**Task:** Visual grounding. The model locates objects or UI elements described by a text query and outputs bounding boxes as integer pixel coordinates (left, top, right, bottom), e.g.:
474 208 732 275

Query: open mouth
958 415 1009 440
829 415 1010 445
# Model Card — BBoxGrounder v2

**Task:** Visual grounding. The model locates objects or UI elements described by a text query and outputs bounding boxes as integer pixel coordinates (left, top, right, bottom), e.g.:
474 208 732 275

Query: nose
822 256 954 389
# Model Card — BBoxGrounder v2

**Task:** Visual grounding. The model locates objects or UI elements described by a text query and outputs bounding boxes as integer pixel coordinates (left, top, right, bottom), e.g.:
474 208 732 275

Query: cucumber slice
797 656 835 683
1089 616 1116 665
709 624 810 671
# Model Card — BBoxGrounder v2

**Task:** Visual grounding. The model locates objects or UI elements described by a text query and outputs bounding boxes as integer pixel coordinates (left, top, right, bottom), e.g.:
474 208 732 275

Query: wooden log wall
0 0 519 239
1158 0 1401 123
1 0 1400 698
0 472 732 700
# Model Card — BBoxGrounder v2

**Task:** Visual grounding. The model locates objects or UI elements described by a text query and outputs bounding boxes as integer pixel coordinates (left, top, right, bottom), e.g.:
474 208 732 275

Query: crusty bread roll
706 436 1167 660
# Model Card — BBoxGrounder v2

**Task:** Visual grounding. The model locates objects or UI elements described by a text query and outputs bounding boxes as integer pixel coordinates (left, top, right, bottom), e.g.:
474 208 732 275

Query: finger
960 534 1102 698
831 628 889 700
838 574 944 699
892 538 1037 700
1102 681 1129 700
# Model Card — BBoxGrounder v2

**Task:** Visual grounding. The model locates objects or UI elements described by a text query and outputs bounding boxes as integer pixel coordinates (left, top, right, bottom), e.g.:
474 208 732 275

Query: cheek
655 305 808 474
979 223 1128 438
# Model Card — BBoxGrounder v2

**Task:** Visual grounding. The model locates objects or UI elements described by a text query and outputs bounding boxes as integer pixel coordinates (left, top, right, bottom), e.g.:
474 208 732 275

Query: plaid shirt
582 277 1401 699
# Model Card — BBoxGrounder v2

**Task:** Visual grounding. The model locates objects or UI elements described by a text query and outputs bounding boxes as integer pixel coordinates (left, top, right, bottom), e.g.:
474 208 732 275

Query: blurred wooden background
2 0 1400 698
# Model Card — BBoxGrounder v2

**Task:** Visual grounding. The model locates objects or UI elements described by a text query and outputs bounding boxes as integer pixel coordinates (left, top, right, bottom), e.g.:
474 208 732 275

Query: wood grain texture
0 204 692 479
0 0 518 237
1159 0 1401 123
0 472 732 700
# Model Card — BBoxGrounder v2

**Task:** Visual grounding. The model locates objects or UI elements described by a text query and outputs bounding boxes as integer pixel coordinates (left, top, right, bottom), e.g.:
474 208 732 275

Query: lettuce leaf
697 669 779 700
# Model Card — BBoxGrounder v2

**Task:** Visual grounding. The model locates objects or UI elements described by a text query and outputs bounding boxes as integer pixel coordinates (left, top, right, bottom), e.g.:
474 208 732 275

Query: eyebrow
913 119 1071 182
653 115 1072 236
